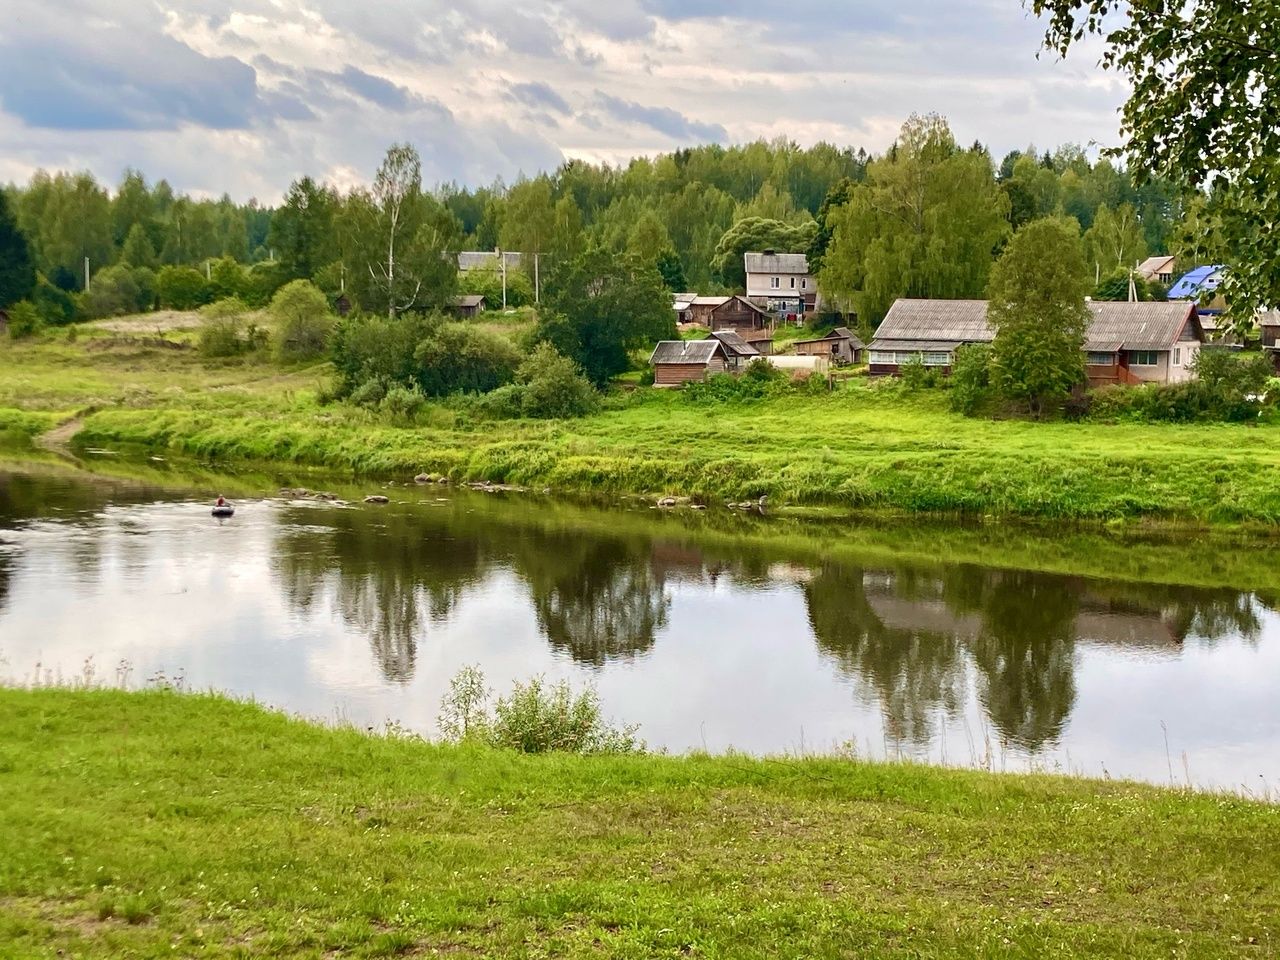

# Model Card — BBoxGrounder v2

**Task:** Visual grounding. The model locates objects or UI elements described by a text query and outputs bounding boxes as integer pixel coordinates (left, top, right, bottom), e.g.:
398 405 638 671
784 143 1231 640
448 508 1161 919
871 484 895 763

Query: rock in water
363 495 390 504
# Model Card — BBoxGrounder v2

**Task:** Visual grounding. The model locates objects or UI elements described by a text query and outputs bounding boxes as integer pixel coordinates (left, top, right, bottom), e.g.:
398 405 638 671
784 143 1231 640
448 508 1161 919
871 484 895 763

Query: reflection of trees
511 534 670 667
806 565 966 745
273 507 485 682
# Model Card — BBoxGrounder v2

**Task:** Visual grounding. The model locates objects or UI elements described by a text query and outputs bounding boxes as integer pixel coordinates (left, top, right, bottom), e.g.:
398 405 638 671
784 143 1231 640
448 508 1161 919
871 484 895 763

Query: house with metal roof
1168 265 1225 301
649 339 730 387
744 250 815 318
792 327 865 365
457 250 525 272
449 294 486 318
868 298 1204 386
684 295 772 332
1136 256 1177 286
704 330 760 370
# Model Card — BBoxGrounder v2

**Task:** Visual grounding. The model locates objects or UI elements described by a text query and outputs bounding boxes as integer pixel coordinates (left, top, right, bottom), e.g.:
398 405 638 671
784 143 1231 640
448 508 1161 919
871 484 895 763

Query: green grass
5 318 1280 524
1 688 1277 958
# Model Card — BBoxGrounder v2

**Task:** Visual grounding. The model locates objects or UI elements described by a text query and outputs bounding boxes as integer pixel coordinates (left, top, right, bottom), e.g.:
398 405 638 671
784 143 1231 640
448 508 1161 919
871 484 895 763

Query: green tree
270 279 334 361
412 323 521 396
112 169 156 247
5 301 42 339
119 223 158 269
268 177 336 281
155 265 211 310
1082 203 1147 278
655 249 686 291
539 247 674 386
0 190 35 307
710 217 817 289
807 177 857 275
1035 0 1280 335
83 264 141 318
349 144 460 316
16 171 113 288
516 342 599 419
819 115 1011 326
987 218 1090 416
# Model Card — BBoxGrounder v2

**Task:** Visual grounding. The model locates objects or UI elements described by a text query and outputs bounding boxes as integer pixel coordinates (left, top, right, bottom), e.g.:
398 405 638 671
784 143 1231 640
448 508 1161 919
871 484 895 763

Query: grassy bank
4 321 1280 524
2 689 1278 958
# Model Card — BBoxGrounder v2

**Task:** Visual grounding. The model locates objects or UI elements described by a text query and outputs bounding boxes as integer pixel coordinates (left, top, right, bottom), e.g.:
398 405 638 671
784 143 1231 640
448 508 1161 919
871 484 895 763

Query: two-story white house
744 250 815 320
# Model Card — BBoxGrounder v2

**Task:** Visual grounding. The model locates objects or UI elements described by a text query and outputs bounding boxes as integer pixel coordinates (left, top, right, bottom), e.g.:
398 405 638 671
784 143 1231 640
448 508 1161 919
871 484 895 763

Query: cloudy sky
0 0 1124 202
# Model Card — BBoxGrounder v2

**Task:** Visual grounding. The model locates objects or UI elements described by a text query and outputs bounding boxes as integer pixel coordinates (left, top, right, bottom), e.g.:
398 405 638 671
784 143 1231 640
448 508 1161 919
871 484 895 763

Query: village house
704 330 760 371
672 293 699 324
684 295 772 332
457 250 525 273
792 327 865 365
449 294 486 318
1260 311 1280 371
1136 256 1176 286
1168 265 1226 302
867 298 1204 386
649 339 730 387
744 251 816 320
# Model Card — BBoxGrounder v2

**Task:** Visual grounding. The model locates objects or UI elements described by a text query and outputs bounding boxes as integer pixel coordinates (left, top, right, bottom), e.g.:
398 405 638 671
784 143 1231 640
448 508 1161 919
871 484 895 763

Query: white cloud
0 0 1124 200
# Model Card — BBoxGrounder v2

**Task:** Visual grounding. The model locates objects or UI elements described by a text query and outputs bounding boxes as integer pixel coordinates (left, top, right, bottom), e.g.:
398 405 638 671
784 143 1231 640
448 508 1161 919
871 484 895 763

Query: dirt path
35 414 87 454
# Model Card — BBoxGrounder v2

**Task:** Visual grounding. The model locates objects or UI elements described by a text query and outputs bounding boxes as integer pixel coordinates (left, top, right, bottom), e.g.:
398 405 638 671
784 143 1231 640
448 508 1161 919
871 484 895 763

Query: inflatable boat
211 504 235 517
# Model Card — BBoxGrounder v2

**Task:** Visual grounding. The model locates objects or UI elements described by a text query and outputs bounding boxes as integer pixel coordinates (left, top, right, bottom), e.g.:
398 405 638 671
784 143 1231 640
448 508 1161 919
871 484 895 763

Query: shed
705 329 760 370
450 294 487 318
650 339 729 387
688 295 771 331
793 326 865 365
737 326 776 356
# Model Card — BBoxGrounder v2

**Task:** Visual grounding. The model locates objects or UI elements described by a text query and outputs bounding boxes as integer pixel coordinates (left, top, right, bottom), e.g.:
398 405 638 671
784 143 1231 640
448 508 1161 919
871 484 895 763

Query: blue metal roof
1168 265 1225 300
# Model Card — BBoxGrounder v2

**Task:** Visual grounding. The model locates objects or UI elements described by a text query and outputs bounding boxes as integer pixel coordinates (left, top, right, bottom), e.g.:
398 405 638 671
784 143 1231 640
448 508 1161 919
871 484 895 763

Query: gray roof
707 330 760 357
867 338 965 352
873 298 1199 352
451 294 486 308
795 326 865 348
457 251 524 271
1137 255 1176 277
744 251 810 275
1086 301 1199 349
650 340 726 364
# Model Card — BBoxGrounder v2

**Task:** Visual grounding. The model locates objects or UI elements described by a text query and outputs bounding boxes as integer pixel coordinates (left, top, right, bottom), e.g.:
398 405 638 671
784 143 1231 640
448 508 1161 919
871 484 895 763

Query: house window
1174 348 1182 366
922 351 952 366
801 279 807 289
1128 350 1159 366
770 276 780 289
1086 352 1116 366
869 350 895 365
789 277 795 288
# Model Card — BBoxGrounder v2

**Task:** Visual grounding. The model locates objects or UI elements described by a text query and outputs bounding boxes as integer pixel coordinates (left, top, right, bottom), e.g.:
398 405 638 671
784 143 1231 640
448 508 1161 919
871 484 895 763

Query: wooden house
650 339 730 387
1260 311 1280 371
686 295 772 332
1136 256 1176 286
450 294 486 318
868 298 1204 385
738 327 775 356
705 330 760 371
793 327 865 365
672 293 699 325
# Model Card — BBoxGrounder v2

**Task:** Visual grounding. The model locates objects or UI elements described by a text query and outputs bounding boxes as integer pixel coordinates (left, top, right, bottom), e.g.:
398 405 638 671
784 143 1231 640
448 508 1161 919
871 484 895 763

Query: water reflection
2 465 1278 789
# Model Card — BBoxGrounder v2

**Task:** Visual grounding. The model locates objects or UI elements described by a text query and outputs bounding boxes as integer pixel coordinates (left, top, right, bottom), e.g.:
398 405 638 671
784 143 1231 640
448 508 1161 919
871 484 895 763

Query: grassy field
1 689 1278 958
3 317 1280 524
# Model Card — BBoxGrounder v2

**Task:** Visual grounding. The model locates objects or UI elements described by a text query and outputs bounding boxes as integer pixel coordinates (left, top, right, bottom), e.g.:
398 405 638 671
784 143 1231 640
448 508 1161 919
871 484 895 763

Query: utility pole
206 260 212 281
83 256 90 292
500 250 508 310
534 252 540 305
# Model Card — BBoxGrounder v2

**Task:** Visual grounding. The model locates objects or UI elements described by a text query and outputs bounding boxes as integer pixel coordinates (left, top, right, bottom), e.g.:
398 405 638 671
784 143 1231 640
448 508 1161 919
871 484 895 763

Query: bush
459 265 534 309
1086 351 1278 423
270 279 333 361
197 297 263 357
32 274 78 326
241 261 289 308
516 343 598 418
207 258 247 302
83 264 142 318
349 378 388 408
465 383 528 420
950 343 992 415
379 383 426 422
899 354 939 390
413 323 520 396
332 312 439 395
683 358 791 404
438 666 642 754
156 265 211 310
5 300 42 339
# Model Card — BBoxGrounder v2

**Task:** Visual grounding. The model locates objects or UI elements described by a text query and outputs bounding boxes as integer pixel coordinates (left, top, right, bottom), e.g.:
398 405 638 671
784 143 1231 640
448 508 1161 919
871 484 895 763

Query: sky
0 0 1125 202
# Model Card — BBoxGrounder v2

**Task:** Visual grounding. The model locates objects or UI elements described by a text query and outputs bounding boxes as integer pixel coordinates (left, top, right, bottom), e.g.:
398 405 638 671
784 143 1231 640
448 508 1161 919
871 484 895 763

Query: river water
2 463 1278 792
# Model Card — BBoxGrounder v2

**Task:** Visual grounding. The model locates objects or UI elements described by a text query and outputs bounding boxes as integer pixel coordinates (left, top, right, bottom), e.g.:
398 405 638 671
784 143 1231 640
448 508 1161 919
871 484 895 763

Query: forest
0 114 1221 333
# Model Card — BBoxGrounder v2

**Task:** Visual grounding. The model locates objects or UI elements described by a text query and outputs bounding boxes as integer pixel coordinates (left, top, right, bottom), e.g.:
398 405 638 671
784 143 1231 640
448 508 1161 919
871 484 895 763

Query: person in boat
216 496 227 507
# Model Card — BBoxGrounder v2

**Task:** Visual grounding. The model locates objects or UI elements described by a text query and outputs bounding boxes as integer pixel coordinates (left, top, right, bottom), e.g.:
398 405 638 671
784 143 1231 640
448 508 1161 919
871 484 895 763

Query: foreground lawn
4 320 1280 522
1 690 1277 958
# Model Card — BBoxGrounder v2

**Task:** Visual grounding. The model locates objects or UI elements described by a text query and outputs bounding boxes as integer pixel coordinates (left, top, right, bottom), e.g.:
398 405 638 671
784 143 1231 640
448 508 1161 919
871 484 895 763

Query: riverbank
4 324 1280 524
2 688 1277 957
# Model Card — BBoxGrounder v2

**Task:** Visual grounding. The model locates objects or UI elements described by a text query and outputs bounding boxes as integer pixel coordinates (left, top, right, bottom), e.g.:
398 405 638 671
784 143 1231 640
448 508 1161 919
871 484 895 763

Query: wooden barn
450 294 486 318
1260 311 1280 371
650 339 729 387
705 329 760 371
793 326 865 365
687 295 772 332
738 327 775 356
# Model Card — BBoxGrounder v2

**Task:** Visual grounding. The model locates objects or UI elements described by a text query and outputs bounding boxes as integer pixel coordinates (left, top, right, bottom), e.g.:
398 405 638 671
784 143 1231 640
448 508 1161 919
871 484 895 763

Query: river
1 461 1277 793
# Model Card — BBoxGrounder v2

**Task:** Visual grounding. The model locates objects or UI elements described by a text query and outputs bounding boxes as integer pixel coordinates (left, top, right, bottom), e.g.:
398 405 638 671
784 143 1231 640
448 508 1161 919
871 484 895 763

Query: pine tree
0 190 35 307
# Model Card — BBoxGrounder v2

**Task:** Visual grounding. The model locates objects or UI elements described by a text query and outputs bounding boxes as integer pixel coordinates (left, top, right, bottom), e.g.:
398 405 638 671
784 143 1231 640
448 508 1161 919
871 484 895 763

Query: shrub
83 264 141 318
332 312 439 395
516 343 598 419
683 358 790 404
241 261 289 308
465 383 528 420
207 258 247 302
197 297 259 357
379 383 426 422
413 323 520 396
349 378 388 408
438 666 642 754
270 279 333 361
950 343 992 415
156 265 211 310
899 354 938 390
32 274 78 326
459 265 534 309
5 300 42 339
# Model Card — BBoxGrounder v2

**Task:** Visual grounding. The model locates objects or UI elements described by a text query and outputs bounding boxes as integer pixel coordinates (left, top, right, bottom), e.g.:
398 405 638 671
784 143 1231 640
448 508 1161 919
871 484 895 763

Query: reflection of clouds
1 483 1277 791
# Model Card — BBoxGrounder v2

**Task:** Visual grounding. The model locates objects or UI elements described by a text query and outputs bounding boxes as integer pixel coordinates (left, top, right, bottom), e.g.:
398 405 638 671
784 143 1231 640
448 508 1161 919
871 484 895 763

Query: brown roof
872 298 1200 352
795 326 865 348
451 294 486 308
737 327 775 343
706 330 760 357
650 340 726 364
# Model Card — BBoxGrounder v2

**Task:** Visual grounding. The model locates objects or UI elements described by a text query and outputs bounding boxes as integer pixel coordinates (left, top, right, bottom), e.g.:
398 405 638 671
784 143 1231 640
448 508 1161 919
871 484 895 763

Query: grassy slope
4 321 1280 523
1 690 1277 959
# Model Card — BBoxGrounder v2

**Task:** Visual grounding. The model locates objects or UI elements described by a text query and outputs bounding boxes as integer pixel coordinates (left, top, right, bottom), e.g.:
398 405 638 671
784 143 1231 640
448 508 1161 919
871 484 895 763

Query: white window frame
1086 351 1116 366
1174 348 1182 366
770 276 780 289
